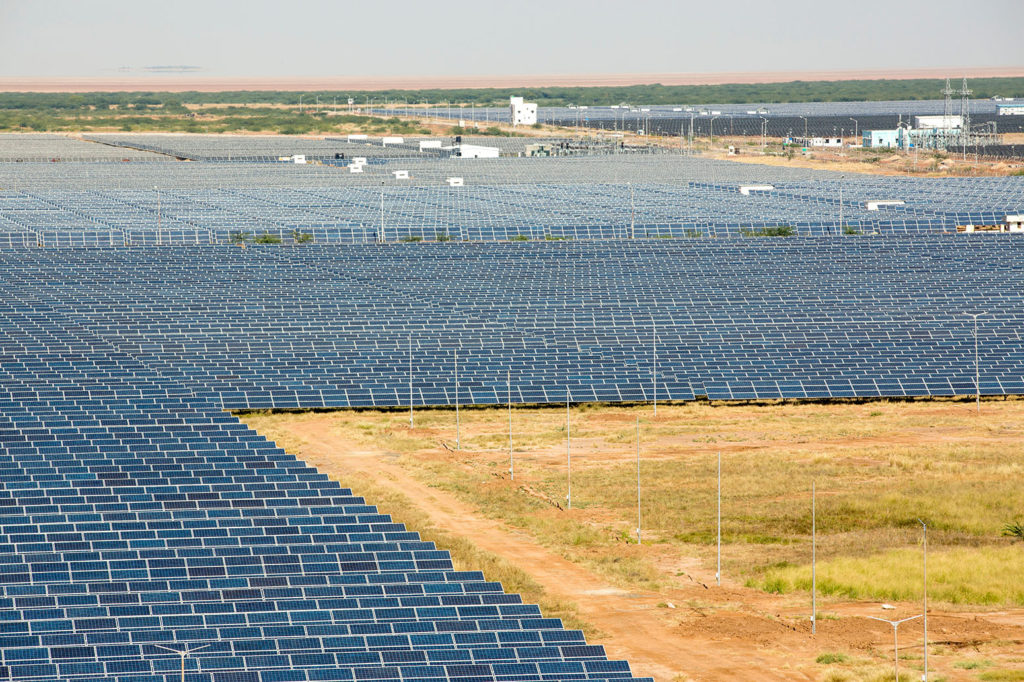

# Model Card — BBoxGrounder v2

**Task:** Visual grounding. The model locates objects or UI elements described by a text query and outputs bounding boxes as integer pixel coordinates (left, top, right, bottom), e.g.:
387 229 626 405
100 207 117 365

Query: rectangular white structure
914 115 962 129
292 155 306 164
447 177 464 187
392 170 409 179
347 134 369 141
509 96 537 126
419 140 443 150
381 137 404 146
456 144 500 159
997 103 1024 115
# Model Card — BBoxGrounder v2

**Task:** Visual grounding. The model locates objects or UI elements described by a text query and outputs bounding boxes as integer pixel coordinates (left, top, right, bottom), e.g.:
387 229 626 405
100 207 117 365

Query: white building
914 115 962 129
509 96 537 126
997 103 1024 116
455 144 500 159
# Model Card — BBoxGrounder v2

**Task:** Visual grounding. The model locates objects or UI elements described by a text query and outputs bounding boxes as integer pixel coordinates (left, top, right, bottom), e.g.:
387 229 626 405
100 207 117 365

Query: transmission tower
959 78 972 157
942 78 954 120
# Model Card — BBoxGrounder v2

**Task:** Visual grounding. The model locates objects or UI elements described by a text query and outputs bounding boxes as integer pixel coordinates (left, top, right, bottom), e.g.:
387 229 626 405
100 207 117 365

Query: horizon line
1 66 1022 93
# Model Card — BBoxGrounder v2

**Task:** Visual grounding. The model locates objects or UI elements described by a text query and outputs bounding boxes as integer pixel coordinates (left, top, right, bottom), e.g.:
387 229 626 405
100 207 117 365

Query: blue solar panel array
0 297 652 681
1 238 1021 411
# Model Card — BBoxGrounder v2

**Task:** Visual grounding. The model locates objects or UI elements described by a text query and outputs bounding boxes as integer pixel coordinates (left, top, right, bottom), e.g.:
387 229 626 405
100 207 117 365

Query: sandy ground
242 407 1024 682
2 67 1022 92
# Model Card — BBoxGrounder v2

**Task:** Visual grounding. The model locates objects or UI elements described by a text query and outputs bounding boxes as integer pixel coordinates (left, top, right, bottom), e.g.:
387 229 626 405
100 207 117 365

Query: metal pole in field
380 181 385 243
566 392 571 509
629 182 635 239
838 174 844 235
636 416 641 545
717 450 722 586
652 317 657 416
405 333 409 425
967 312 985 413
920 518 928 681
153 644 209 682
867 615 922 682
812 480 816 635
455 348 460 450
508 370 513 480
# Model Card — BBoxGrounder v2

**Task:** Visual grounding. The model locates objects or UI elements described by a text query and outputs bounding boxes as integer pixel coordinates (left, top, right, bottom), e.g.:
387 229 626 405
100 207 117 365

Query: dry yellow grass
242 399 1024 606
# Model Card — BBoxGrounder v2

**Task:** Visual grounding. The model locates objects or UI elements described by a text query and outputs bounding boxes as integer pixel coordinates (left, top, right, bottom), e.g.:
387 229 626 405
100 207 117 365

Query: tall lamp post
919 519 929 681
799 116 808 141
867 615 922 682
849 117 859 143
967 312 985 413
153 644 210 682
710 116 719 145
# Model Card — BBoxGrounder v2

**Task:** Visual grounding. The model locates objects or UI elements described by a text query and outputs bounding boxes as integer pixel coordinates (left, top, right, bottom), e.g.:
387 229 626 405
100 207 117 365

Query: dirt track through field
247 412 1024 682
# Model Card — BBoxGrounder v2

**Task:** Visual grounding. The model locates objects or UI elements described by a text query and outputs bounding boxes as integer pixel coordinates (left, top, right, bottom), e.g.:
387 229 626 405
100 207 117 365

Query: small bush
228 231 251 244
741 225 794 237
842 225 861 235
816 653 850 665
511 234 529 241
435 232 452 242
291 230 313 244
1003 520 1024 542
400 235 423 242
254 232 282 244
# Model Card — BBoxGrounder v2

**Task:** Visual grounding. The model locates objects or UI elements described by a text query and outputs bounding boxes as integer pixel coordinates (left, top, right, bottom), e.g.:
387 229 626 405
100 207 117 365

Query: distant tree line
2 77 1023 110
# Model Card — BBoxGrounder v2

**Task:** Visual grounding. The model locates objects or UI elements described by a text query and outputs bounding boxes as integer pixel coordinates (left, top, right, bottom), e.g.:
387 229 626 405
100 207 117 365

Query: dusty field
3 67 1021 92
241 399 1024 682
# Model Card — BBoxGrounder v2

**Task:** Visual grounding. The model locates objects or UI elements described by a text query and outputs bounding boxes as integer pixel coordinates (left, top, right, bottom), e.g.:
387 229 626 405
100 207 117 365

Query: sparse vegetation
228 231 251 244
511 234 530 241
291 230 313 244
741 225 794 237
816 653 850 665
253 232 282 244
241 399 1024 605
400 235 424 242
1004 520 1024 542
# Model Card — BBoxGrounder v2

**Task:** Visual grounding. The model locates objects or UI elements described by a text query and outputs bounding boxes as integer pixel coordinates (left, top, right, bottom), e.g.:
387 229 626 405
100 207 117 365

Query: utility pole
379 181 385 243
838 175 844 235
652 317 657 415
566 392 571 509
716 450 722 586
636 416 641 544
454 349 460 450
967 312 985 413
508 370 513 481
629 183 635 239
920 519 929 681
405 333 409 425
868 615 922 682
153 644 210 682
812 481 816 634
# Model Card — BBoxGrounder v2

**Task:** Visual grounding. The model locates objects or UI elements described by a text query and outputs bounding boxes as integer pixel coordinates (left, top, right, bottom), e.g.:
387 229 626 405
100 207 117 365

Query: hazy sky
1 0 1021 78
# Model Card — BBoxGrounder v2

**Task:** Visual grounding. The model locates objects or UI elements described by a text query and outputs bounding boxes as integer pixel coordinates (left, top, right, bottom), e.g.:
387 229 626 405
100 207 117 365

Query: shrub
228 231 251 244
254 232 282 244
435 232 452 242
291 230 313 244
1003 520 1024 542
511 234 529 241
400 235 423 242
842 225 861 235
741 225 794 237
816 653 850 665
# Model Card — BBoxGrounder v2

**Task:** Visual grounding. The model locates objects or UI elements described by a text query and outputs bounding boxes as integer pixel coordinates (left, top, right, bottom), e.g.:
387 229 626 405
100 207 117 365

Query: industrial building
997 102 1024 116
510 96 538 126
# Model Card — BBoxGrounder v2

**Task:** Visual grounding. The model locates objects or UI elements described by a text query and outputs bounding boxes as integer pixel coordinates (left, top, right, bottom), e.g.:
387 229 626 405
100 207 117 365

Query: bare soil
3 67 1021 92
241 405 1024 682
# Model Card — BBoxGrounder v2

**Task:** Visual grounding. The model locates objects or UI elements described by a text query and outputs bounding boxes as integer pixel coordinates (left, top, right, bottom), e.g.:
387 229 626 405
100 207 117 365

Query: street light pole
799 116 808 141
849 118 858 142
838 174 844 235
153 644 210 682
919 519 929 681
967 312 985 413
716 450 722 586
710 116 719 145
867 615 922 682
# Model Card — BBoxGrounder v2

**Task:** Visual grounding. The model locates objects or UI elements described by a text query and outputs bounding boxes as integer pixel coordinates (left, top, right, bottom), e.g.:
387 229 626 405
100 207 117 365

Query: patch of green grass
979 671 1024 681
816 652 850 664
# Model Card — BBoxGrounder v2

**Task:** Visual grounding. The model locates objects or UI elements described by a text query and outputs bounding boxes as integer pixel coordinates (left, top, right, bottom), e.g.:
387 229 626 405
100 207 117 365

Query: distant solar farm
1 127 1023 682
